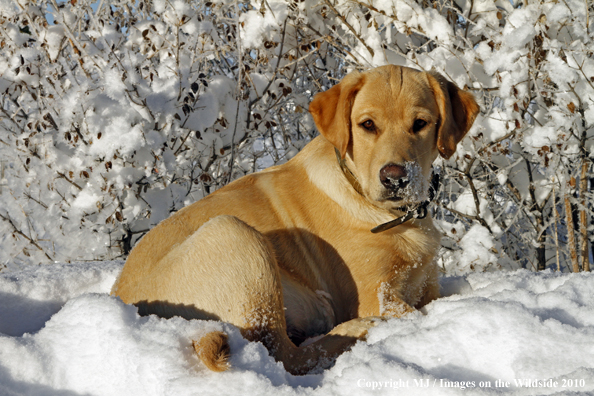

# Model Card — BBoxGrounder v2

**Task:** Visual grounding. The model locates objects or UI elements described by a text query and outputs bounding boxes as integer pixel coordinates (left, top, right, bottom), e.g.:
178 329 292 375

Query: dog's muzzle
380 163 409 200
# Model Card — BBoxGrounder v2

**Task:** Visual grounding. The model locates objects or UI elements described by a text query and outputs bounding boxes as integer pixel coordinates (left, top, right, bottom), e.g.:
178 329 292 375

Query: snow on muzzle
380 161 428 203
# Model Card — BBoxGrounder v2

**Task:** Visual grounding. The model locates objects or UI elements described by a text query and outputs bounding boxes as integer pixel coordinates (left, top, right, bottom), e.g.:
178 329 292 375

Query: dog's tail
193 331 231 372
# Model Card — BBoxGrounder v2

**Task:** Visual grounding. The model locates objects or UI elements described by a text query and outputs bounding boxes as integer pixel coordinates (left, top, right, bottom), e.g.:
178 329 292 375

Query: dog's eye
361 119 375 132
412 119 427 133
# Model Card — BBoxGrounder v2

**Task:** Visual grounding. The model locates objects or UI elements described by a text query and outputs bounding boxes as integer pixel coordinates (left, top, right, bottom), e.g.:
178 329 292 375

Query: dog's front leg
376 281 417 317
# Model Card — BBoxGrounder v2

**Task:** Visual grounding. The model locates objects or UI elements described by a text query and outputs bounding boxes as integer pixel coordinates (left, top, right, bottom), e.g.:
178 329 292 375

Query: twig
565 192 580 272
57 172 83 190
246 18 288 129
0 212 53 261
435 201 493 233
464 0 475 39
323 0 375 57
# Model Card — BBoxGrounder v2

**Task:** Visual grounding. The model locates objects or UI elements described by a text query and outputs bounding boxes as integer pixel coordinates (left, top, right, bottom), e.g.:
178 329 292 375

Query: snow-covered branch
1 0 593 273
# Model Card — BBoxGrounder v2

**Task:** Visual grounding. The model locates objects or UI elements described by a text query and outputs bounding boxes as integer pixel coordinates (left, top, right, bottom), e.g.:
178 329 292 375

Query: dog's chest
343 224 438 272
278 223 439 339
334 224 440 312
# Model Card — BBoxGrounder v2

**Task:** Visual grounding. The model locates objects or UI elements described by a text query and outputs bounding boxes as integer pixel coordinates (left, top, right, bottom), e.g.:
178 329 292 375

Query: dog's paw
327 316 386 340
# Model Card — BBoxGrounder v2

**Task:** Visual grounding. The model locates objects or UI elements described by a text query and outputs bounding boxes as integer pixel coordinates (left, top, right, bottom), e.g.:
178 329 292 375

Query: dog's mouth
382 190 411 204
384 177 409 201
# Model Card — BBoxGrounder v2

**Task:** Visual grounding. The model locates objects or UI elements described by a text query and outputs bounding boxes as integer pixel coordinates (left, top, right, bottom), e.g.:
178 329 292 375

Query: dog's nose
380 164 408 189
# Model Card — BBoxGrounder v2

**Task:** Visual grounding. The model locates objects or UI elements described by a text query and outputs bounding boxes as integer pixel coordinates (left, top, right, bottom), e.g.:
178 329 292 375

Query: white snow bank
1 263 593 396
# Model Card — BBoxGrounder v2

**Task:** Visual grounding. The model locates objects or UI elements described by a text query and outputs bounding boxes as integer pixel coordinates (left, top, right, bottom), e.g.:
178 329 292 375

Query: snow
400 161 429 203
90 117 145 158
70 189 102 214
1 262 593 395
451 224 498 274
239 1 288 49
1 0 594 392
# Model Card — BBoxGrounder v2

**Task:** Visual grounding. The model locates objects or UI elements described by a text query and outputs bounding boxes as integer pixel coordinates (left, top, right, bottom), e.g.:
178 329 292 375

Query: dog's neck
334 148 364 196
301 138 394 226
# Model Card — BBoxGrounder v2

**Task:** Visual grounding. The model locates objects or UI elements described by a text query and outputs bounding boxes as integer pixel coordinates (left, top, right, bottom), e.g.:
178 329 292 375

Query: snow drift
1 262 593 396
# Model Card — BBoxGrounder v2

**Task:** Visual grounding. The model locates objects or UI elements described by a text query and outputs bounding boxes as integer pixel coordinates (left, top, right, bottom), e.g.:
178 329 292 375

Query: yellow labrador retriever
111 65 479 375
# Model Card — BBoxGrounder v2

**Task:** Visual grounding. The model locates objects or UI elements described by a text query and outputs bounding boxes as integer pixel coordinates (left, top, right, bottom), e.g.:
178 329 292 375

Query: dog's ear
309 72 365 158
426 72 480 159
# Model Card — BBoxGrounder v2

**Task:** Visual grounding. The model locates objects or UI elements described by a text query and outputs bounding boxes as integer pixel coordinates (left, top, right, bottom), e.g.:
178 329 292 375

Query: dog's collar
370 201 430 233
334 148 438 233
335 147 364 196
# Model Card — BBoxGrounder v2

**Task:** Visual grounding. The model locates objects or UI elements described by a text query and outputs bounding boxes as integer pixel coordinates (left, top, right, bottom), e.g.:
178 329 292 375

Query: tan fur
111 65 479 375
193 331 230 372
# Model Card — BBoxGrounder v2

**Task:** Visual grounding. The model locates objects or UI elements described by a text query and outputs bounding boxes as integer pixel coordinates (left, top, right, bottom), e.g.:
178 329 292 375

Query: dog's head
309 65 479 212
